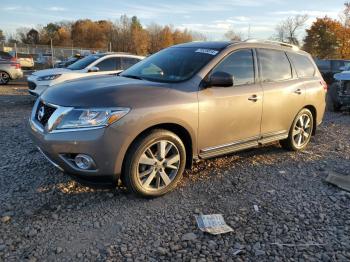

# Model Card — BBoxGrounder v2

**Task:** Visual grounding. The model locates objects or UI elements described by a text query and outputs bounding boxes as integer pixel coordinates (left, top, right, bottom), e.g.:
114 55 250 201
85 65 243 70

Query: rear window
0 51 12 60
258 49 292 82
288 53 315 78
315 60 331 71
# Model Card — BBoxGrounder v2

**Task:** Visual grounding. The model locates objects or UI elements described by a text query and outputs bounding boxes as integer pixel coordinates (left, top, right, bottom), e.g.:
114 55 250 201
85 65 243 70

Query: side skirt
198 131 288 159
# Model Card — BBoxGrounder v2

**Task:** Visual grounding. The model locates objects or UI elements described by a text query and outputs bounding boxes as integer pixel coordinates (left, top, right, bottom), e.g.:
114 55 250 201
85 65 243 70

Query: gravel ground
0 81 350 261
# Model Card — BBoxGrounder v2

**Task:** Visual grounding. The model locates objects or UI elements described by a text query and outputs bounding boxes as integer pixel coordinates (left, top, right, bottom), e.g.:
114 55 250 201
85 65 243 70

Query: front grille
28 81 36 90
35 101 56 126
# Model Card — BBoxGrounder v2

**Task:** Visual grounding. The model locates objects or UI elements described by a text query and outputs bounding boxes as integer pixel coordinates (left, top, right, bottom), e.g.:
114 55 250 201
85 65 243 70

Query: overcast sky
0 0 346 40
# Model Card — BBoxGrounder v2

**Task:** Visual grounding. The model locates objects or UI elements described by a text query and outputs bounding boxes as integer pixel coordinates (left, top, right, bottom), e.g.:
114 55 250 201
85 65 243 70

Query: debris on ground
195 214 233 235
325 171 350 192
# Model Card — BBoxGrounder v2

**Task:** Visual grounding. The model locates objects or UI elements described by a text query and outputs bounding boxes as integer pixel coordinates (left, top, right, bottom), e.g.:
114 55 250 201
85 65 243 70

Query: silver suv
28 40 326 197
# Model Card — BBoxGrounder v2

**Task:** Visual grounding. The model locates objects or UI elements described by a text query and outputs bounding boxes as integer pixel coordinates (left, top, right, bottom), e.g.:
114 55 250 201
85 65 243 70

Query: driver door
198 49 263 157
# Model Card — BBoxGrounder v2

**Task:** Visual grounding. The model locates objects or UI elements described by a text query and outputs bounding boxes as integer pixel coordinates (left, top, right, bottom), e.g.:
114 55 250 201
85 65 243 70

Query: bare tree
340 2 350 27
224 30 242 41
274 14 308 46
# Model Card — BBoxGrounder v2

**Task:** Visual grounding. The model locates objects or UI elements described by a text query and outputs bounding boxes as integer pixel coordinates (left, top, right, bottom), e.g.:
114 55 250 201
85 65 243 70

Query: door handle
248 94 260 102
294 89 302 95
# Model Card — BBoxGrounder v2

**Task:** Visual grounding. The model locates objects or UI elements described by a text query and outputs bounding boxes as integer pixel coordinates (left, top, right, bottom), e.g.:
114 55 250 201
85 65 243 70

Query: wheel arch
304 105 317 135
121 123 195 177
0 70 12 80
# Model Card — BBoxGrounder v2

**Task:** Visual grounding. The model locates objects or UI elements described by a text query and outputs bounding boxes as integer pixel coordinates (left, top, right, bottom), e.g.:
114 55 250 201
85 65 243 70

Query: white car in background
27 53 144 96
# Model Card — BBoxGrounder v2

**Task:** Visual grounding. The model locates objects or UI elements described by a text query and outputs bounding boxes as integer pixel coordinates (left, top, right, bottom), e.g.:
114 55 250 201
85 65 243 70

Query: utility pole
248 24 251 39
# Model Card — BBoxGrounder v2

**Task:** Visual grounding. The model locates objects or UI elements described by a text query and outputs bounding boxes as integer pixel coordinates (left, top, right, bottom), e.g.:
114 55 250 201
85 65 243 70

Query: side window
288 53 315 78
122 58 141 70
332 60 344 72
212 49 255 86
95 58 117 71
259 49 292 82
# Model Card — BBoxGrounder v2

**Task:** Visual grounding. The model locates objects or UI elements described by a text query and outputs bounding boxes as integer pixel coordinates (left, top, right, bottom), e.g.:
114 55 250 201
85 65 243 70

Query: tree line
2 15 205 55
2 3 350 59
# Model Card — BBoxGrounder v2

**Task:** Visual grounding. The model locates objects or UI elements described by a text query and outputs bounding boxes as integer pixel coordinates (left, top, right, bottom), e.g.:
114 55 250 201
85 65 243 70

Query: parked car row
27 52 144 96
0 51 23 84
27 40 327 197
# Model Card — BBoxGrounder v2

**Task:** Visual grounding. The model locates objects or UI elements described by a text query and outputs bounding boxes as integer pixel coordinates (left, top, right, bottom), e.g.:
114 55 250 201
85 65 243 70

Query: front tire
0 71 10 85
123 129 186 197
280 108 314 151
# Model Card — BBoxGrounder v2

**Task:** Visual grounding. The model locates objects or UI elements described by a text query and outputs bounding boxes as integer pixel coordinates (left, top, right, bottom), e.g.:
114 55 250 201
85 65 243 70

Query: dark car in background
315 59 350 85
0 51 16 62
54 54 85 68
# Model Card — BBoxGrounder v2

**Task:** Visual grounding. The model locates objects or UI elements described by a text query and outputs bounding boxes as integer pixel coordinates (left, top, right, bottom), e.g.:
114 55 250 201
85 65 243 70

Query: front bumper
9 69 23 80
28 117 127 183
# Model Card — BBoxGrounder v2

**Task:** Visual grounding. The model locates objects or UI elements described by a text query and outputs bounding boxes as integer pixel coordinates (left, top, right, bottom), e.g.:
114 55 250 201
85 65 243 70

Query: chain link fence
0 42 108 69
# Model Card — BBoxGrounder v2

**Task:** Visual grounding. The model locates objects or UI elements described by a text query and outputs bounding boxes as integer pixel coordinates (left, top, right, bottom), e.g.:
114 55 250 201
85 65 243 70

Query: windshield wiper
121 74 144 80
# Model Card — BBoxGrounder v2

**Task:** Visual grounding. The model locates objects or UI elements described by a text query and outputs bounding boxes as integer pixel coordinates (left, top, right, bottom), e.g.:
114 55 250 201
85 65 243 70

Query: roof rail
244 39 300 51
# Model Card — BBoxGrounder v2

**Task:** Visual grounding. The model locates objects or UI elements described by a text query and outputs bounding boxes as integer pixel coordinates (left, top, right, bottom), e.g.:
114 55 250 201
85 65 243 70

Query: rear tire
0 71 10 85
280 108 314 151
123 129 186 197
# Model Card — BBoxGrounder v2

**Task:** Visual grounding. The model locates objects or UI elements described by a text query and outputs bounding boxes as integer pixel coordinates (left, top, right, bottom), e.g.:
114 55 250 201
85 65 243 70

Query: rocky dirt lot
0 81 350 262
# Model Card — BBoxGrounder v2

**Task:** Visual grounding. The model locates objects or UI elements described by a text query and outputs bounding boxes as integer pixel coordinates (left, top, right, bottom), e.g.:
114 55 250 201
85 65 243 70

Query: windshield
121 47 220 83
67 54 103 70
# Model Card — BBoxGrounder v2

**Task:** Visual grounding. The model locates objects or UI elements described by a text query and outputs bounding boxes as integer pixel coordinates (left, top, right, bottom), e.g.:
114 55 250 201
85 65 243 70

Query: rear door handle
248 94 260 102
294 89 302 95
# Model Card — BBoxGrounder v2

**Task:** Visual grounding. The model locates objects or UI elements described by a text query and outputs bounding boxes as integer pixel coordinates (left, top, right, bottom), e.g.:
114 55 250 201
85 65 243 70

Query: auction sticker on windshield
195 49 219 55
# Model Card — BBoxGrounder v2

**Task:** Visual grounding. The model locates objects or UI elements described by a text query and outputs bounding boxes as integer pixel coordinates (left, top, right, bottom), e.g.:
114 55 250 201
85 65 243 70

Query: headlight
37 74 62 81
56 108 130 130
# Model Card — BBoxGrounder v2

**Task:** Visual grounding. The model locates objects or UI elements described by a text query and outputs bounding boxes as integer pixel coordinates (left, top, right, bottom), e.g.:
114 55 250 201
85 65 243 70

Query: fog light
74 154 94 170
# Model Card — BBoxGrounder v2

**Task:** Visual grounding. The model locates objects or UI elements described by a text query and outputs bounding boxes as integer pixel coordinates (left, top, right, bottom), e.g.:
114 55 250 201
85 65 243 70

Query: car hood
334 71 350 81
33 68 72 77
40 75 171 107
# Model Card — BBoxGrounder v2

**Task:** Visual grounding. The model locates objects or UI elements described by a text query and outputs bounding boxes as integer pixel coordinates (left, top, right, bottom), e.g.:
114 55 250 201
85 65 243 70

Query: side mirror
208 71 233 87
88 66 99 73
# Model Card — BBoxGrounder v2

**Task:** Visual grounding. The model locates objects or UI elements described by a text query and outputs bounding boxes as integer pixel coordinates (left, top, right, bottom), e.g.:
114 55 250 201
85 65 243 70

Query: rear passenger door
198 49 263 157
258 49 305 142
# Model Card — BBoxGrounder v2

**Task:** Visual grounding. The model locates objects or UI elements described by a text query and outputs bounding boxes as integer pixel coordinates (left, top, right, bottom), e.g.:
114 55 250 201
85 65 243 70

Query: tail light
10 63 21 69
320 80 328 92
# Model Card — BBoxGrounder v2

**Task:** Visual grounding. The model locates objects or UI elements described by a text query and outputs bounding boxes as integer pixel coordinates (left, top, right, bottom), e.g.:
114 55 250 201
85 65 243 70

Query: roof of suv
173 40 307 55
173 41 233 50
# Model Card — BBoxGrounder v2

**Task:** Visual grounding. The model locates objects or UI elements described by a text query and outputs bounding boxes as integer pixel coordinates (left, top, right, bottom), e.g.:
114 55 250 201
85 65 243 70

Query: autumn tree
130 16 149 55
303 17 343 59
147 23 163 53
10 15 202 54
159 26 174 50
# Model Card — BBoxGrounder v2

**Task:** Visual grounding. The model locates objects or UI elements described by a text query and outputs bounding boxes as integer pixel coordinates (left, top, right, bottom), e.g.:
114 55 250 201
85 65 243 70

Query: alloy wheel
137 140 180 191
0 72 10 84
292 113 312 148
